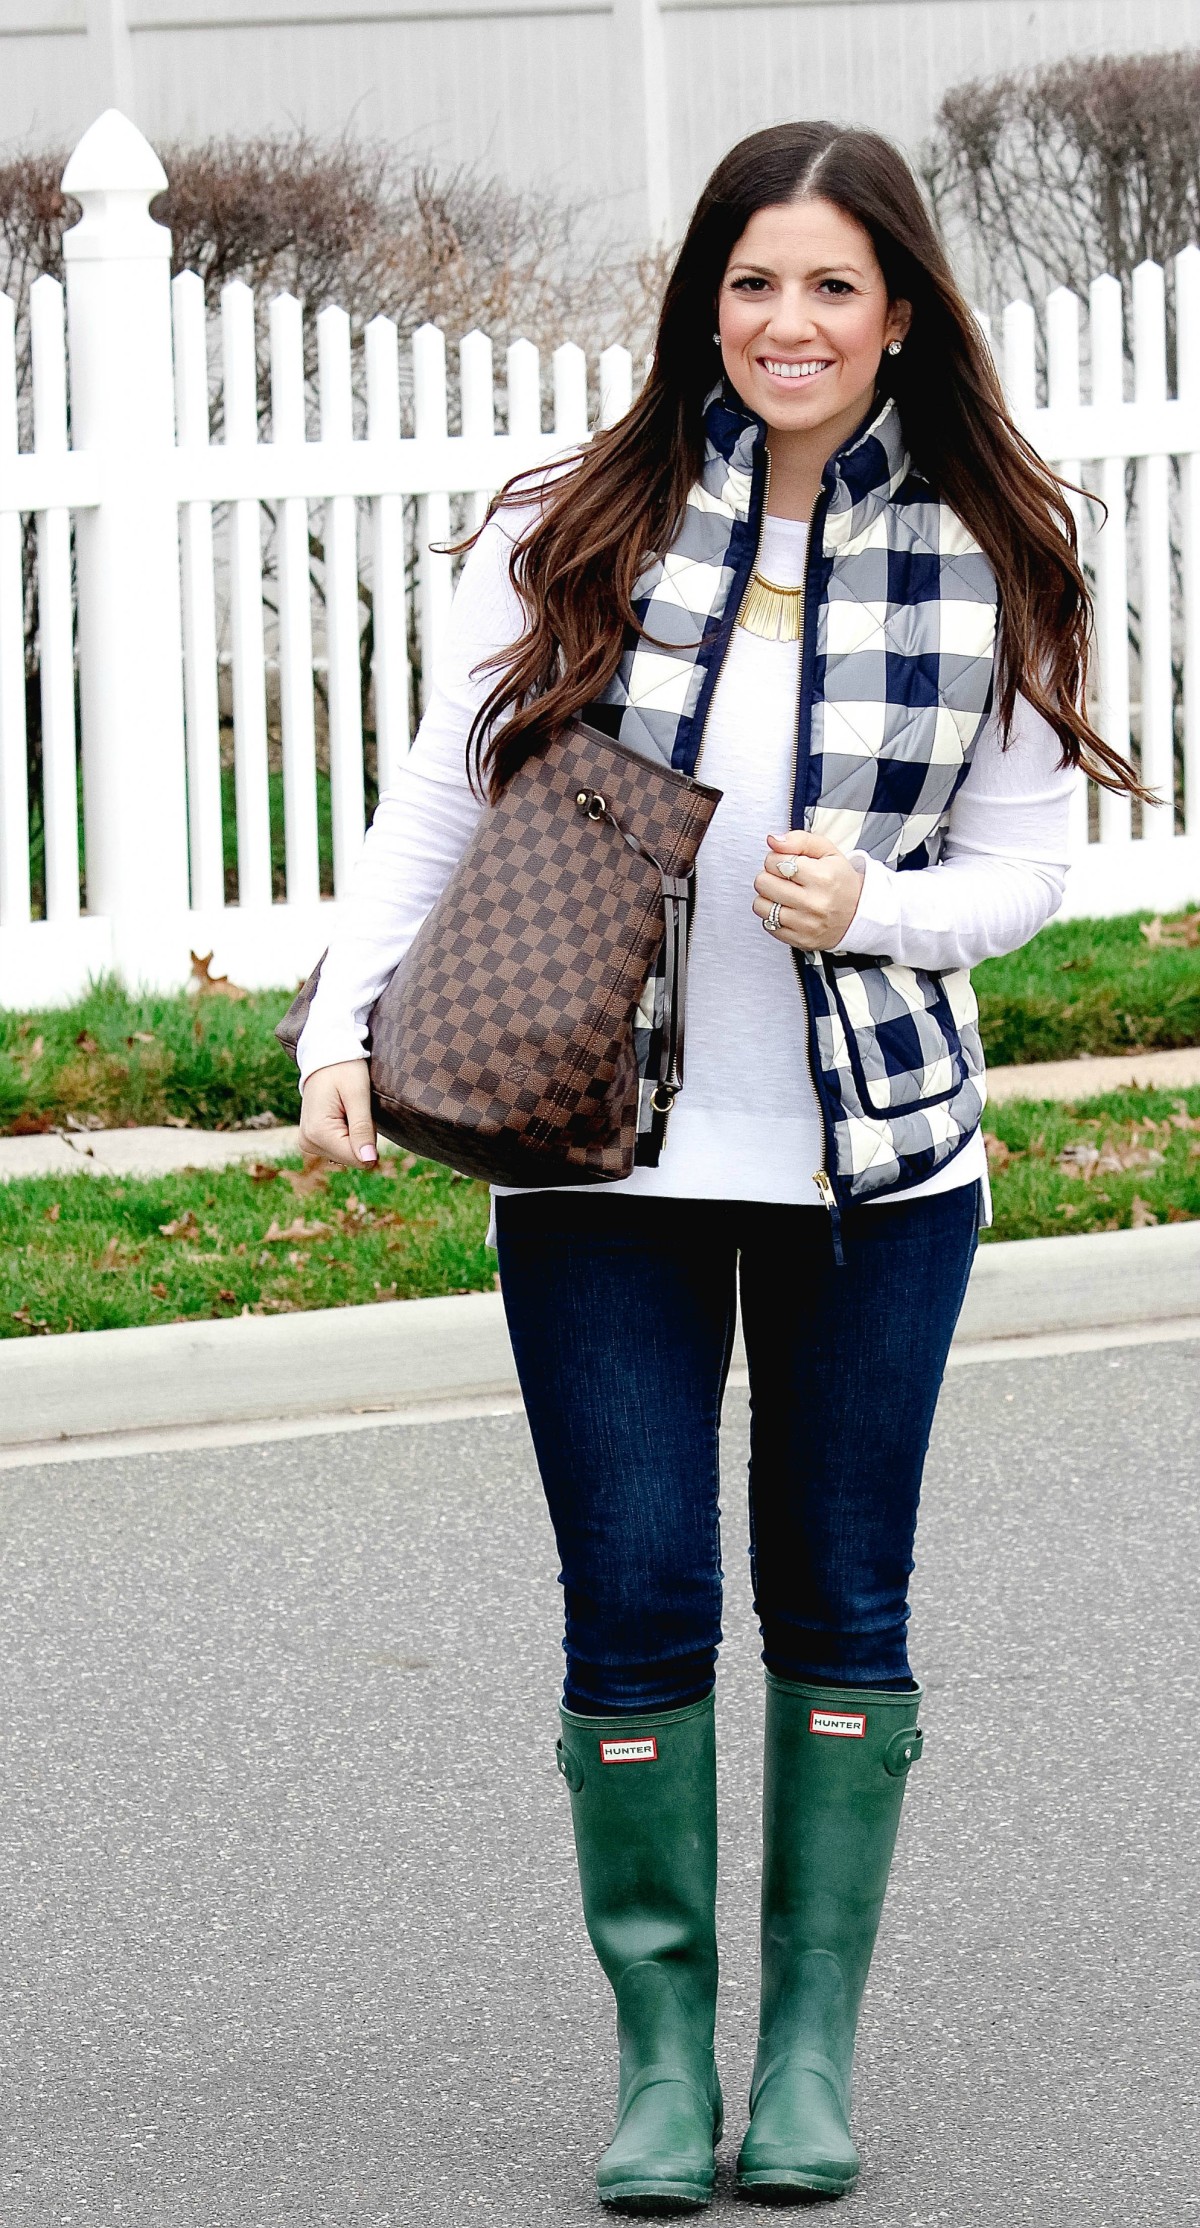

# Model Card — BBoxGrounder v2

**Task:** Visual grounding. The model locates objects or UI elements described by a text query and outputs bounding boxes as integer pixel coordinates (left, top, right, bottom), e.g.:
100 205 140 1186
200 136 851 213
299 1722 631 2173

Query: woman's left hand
752 829 865 951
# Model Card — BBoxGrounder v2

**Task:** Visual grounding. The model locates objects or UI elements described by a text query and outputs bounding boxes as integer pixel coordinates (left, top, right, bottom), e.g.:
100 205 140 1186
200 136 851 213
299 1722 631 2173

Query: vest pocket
821 955 976 1118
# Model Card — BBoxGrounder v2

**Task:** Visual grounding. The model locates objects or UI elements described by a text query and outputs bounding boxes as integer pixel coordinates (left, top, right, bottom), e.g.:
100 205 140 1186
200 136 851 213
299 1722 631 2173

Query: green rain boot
556 1690 723 2210
736 1675 924 2198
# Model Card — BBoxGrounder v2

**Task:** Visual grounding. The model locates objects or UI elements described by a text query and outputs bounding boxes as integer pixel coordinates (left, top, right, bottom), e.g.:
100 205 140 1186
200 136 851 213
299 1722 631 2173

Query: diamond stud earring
712 331 721 345
887 341 903 356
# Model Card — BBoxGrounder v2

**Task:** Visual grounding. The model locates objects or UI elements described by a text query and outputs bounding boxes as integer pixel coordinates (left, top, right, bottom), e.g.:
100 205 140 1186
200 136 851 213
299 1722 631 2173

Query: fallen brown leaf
127 1030 156 1045
247 1161 281 1183
335 1193 373 1225
982 1131 1011 1169
150 1281 168 1299
1130 1196 1159 1227
262 1216 332 1243
215 1288 237 1303
188 950 249 999
74 1030 100 1052
277 1162 329 1199
1140 909 1200 947
1056 1142 1100 1178
1096 1143 1164 1174
1055 1202 1080 1218
44 1201 60 1222
159 1210 201 1241
11 1307 50 1333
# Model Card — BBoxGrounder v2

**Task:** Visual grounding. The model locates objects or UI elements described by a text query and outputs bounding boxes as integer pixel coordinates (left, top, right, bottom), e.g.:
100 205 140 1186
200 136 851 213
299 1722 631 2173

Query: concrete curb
2 1222 1197 1452
0 1291 517 1449
955 1220 1199 1343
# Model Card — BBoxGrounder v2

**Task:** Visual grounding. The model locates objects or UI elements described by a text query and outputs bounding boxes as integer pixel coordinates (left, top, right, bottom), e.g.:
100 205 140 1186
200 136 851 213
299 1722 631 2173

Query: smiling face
717 195 911 456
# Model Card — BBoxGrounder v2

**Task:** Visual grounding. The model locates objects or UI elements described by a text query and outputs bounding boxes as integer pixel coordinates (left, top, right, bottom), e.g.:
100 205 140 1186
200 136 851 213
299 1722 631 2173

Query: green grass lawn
1 975 301 1135
1 1150 492 1337
973 907 1200 1064
983 1084 1200 1242
3 1087 1197 1337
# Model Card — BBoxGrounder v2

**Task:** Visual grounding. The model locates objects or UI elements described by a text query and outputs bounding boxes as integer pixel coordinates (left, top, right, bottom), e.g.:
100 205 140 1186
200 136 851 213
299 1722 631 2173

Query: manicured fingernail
358 1144 377 1163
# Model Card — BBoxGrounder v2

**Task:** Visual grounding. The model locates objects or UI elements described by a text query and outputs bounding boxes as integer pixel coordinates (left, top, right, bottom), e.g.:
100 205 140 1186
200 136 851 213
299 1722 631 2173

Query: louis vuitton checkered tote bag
276 721 721 1187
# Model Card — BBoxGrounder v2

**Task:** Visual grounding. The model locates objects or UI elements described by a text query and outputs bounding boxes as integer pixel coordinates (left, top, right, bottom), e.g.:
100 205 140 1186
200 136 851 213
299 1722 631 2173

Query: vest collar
699 381 912 535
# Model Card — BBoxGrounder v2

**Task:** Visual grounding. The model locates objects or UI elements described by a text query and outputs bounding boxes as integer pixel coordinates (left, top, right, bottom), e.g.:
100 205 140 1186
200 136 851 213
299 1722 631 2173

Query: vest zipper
687 437 846 1263
641 439 773 1160
786 472 847 1262
812 1166 844 1264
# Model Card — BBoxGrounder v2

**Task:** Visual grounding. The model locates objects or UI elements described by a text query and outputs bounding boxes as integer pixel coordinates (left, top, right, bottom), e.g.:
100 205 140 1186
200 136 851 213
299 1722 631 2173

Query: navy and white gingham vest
584 386 999 1209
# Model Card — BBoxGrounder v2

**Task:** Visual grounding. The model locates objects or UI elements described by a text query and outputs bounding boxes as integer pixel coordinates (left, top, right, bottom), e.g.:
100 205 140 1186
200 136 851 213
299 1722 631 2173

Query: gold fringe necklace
736 572 805 642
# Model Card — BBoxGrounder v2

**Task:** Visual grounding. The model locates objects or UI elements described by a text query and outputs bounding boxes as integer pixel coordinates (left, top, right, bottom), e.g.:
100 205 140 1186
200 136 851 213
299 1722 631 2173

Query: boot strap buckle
883 1725 923 1777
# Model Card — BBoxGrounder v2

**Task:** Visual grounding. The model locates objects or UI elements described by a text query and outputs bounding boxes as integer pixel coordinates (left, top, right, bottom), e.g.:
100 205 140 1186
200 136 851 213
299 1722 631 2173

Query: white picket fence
2 108 1200 1010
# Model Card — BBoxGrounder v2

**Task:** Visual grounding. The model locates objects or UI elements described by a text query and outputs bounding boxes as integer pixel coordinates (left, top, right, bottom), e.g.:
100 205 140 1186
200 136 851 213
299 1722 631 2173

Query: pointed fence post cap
62 111 168 197
62 112 171 264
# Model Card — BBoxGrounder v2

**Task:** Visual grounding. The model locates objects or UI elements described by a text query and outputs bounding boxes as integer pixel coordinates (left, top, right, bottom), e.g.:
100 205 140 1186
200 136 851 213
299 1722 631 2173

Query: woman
297 124 1143 2209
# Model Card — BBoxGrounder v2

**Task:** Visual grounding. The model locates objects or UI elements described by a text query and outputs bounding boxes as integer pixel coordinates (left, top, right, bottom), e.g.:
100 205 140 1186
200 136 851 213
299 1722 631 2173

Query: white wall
3 0 1200 243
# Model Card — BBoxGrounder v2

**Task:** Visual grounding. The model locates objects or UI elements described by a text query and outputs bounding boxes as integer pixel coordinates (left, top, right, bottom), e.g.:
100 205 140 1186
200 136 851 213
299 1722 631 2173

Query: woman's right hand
298 1059 379 1168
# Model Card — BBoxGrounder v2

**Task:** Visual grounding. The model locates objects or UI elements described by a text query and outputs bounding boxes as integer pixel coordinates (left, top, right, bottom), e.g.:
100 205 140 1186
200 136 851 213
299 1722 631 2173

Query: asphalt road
2 1339 1198 2228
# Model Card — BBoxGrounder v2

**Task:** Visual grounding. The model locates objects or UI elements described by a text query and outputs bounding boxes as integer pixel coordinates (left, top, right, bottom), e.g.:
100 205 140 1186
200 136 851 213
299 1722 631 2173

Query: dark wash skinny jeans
495 1183 980 1715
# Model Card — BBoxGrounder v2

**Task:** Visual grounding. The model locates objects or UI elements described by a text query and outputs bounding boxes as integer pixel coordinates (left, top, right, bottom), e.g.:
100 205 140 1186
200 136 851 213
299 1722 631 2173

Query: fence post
62 109 190 986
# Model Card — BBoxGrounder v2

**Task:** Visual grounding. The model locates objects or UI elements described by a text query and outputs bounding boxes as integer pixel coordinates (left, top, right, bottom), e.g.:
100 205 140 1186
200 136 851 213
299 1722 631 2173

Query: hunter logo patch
810 1709 866 1739
599 1737 659 1764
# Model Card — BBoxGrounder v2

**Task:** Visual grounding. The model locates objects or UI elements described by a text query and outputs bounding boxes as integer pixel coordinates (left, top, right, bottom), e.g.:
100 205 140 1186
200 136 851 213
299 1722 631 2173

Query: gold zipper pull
813 1169 837 1211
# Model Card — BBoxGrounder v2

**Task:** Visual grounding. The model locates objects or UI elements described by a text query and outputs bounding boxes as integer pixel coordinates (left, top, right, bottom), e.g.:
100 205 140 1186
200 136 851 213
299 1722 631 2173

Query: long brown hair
467 120 1147 802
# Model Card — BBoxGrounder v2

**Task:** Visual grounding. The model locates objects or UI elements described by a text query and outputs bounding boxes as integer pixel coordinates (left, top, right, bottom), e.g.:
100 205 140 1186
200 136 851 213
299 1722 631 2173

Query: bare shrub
924 51 1200 826
922 50 1200 316
154 132 660 419
0 132 659 426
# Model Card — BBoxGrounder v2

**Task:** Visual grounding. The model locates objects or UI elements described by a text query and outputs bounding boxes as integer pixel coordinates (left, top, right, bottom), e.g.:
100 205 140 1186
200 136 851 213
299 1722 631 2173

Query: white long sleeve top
297 507 1075 1213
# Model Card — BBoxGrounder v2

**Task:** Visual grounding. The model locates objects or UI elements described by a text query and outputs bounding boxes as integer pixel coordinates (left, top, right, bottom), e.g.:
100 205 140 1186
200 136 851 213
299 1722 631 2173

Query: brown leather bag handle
573 784 693 1120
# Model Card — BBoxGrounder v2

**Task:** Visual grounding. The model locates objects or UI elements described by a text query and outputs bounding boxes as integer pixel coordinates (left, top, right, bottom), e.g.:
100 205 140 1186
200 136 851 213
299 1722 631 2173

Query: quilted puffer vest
583 385 999 1220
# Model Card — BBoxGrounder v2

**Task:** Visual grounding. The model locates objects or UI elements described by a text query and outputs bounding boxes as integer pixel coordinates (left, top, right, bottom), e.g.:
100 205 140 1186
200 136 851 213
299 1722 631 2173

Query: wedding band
775 855 800 879
764 900 783 933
